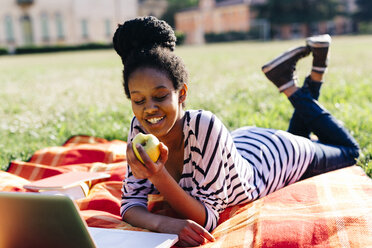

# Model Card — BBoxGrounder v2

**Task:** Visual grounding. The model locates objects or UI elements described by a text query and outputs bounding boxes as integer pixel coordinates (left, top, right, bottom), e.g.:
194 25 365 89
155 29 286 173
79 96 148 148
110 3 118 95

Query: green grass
1 35 371 177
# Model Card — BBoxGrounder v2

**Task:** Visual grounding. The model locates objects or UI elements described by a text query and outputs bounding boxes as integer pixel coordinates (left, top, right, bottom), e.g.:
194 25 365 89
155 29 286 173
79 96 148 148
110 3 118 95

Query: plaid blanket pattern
1 135 372 247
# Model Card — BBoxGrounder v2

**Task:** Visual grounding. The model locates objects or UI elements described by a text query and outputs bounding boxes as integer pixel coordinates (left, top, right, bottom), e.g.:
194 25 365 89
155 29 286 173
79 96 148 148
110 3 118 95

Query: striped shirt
121 110 315 231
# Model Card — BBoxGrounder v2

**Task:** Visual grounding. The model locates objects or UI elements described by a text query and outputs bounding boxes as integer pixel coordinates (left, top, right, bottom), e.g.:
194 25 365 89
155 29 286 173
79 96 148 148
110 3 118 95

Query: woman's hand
160 218 215 247
124 207 215 247
126 141 168 179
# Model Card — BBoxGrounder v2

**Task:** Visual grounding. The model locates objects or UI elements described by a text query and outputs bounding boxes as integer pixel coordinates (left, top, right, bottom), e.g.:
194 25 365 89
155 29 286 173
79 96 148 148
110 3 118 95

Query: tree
161 0 198 28
255 0 340 37
354 0 372 22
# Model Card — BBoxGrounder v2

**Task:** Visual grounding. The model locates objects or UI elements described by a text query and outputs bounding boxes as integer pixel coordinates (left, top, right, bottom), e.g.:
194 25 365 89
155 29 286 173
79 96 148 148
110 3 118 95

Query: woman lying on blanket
113 16 360 247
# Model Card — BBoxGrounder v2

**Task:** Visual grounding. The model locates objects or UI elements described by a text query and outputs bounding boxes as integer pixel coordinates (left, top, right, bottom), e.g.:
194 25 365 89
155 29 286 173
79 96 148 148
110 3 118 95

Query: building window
4 15 15 42
20 15 33 45
291 23 301 38
105 19 111 37
310 23 318 36
81 19 88 39
327 21 335 35
41 13 49 41
55 13 64 40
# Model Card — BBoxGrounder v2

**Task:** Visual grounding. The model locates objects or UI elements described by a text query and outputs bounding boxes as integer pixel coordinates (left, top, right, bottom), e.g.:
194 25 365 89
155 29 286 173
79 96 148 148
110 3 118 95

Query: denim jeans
287 76 360 179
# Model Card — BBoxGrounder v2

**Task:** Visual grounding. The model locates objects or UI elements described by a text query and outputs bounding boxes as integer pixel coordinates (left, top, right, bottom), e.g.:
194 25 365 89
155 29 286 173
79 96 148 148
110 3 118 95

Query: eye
154 94 168 102
132 98 145 105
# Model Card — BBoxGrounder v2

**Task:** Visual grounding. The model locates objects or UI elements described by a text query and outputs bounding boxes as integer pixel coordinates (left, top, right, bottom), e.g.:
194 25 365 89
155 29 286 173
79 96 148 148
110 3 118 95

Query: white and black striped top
121 110 315 231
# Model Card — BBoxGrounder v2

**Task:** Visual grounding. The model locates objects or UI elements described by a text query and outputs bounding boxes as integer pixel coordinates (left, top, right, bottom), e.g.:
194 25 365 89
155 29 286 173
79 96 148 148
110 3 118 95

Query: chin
147 125 174 140
140 116 179 140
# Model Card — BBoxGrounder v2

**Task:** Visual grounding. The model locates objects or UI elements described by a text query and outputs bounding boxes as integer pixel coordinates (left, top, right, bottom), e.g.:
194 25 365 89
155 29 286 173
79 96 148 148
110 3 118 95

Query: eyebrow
130 85 169 95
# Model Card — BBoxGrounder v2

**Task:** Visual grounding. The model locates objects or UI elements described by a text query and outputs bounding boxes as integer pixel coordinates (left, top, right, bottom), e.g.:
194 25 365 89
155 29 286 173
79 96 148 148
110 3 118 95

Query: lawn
1 35 371 177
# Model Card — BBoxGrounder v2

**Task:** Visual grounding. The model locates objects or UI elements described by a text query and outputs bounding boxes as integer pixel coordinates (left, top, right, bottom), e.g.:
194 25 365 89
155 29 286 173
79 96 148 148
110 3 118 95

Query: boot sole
306 34 332 48
262 46 309 74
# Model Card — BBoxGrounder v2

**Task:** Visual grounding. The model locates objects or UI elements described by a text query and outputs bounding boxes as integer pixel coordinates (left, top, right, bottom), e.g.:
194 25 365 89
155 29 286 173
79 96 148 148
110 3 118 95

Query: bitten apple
132 133 160 164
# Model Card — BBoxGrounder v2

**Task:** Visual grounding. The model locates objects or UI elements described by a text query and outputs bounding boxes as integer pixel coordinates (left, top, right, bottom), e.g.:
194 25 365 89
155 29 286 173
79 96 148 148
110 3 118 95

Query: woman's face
128 67 187 140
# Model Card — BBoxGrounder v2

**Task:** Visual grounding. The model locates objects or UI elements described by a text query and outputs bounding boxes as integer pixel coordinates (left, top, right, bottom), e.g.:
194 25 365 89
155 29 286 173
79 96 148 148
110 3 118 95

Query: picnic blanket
1 135 372 247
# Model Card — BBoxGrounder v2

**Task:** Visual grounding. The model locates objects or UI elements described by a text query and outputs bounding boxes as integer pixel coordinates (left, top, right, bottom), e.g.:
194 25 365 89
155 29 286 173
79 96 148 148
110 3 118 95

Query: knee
351 147 360 160
347 144 360 163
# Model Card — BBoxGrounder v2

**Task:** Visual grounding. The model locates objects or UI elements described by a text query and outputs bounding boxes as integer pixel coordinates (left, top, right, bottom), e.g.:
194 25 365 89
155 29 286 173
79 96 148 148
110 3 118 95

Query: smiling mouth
146 116 164 124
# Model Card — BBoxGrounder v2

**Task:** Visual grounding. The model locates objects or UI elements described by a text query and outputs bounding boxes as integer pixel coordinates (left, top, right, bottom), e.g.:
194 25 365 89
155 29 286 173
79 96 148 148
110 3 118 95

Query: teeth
147 117 164 124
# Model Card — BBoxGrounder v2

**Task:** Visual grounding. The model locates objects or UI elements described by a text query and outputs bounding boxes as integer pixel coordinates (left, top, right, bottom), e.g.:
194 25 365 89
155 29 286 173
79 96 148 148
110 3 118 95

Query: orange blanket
1 136 372 247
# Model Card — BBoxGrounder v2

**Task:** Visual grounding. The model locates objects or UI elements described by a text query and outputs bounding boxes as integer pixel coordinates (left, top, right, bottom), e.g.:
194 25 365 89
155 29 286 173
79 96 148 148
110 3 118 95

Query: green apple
132 133 160 164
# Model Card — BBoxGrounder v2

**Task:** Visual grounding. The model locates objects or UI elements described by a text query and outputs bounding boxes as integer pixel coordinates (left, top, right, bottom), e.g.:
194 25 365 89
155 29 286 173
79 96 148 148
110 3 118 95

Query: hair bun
113 16 177 64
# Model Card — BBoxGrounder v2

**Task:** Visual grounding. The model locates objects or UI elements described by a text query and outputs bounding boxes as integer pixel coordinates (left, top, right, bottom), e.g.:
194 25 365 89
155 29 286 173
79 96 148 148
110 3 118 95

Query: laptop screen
0 192 178 248
0 192 96 248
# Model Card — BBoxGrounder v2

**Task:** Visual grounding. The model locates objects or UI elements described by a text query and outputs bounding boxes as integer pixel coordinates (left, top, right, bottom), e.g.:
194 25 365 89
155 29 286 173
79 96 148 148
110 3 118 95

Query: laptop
0 192 178 248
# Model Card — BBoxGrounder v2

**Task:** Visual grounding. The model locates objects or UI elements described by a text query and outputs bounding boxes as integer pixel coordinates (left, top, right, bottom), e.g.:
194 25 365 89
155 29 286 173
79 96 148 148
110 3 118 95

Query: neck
160 110 185 150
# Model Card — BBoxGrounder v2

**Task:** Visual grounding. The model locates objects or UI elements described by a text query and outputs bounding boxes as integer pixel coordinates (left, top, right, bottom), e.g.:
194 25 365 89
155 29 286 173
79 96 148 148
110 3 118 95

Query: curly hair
113 16 188 98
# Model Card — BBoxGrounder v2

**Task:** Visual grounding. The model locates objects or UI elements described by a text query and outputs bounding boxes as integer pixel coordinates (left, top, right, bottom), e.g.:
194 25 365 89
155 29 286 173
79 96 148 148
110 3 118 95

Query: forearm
123 206 174 232
126 143 207 228
149 169 206 227
123 206 215 246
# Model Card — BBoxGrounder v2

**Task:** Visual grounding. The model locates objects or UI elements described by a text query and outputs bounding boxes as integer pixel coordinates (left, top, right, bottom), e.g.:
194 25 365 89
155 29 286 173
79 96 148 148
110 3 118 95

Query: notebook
23 171 111 191
0 192 178 248
23 171 111 199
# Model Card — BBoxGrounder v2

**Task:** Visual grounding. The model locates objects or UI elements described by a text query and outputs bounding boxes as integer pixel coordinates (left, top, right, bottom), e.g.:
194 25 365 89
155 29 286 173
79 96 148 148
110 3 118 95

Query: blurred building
138 0 167 18
175 0 266 44
276 0 357 39
175 0 357 44
0 0 138 52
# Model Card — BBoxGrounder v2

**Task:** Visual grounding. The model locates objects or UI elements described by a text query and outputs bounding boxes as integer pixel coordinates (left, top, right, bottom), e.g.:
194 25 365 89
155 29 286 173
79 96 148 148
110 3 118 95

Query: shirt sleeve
186 111 235 231
120 117 157 218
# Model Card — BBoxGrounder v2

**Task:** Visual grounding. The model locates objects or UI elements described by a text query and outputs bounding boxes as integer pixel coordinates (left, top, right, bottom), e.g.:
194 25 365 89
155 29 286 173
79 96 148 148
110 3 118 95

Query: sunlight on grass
1 36 371 176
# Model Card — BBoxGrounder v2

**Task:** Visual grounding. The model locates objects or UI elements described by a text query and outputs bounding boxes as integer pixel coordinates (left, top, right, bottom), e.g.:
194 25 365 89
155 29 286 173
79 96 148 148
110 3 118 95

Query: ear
178 83 188 104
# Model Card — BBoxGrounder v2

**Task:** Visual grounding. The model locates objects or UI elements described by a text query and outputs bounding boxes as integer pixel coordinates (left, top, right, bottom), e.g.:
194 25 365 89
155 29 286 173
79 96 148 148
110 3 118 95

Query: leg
284 34 358 147
261 46 310 92
287 88 359 149
262 34 331 95
262 34 358 149
262 35 359 178
306 34 331 74
287 76 320 138
261 45 311 137
285 35 331 137
286 76 323 138
302 34 332 99
301 142 359 180
288 87 359 179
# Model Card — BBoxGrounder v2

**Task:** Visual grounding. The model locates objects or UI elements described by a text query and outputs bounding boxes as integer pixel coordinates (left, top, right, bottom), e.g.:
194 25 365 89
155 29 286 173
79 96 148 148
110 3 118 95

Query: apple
132 133 160 164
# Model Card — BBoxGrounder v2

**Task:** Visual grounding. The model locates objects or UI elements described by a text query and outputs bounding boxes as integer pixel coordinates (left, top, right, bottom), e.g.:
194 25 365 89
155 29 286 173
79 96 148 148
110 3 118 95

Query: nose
144 100 158 114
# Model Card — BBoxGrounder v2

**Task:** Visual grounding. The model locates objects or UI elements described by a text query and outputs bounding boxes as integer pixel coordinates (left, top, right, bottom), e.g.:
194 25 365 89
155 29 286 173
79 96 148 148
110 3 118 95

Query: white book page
88 227 178 248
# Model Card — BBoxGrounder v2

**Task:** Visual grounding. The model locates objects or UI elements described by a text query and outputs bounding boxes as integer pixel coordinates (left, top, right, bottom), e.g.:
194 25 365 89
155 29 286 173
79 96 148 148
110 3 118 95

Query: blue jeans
287 76 360 179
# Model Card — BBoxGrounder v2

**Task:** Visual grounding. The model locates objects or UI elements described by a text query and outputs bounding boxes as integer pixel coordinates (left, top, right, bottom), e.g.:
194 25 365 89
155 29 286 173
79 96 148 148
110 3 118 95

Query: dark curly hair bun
113 16 177 64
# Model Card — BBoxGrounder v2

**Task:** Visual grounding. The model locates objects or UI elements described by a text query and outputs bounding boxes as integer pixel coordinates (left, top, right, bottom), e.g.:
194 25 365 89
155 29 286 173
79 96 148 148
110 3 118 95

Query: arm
125 116 206 224
128 142 207 227
150 161 206 226
124 113 229 234
125 143 215 246
123 206 214 247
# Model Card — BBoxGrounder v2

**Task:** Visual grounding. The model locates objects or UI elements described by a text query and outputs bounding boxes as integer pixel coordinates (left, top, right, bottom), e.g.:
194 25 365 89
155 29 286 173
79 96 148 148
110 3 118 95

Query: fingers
127 141 169 179
139 142 168 166
176 220 215 247
190 223 215 242
177 232 204 247
126 142 148 179
135 144 151 165
127 142 143 164
136 142 169 174
177 236 203 247
158 142 168 164
136 145 161 177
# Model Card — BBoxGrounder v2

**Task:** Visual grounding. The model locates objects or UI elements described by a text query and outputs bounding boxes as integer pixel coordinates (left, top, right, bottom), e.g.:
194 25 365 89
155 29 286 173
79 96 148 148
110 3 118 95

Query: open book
23 171 110 200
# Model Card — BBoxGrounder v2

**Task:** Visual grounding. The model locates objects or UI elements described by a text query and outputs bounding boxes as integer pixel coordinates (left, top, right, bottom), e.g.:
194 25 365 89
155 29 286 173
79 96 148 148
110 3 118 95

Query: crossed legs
262 34 360 179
